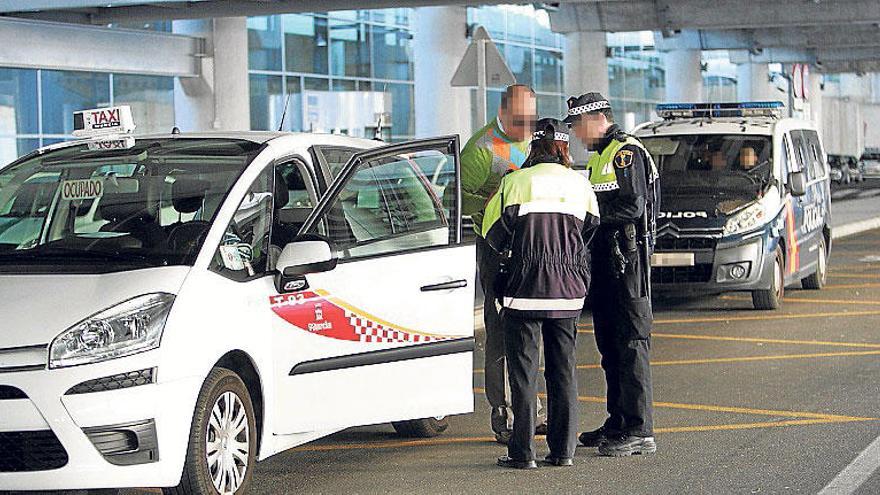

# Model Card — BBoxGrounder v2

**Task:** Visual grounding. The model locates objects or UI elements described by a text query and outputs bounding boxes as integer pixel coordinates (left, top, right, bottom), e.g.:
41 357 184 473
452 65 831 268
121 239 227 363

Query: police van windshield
0 138 262 274
641 134 773 198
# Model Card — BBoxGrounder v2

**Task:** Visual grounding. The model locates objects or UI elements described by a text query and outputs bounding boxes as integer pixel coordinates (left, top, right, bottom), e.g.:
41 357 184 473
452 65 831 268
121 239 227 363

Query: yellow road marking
720 295 880 306
654 418 874 434
830 272 880 279
576 309 880 329
824 283 880 289
576 329 880 349
473 350 880 374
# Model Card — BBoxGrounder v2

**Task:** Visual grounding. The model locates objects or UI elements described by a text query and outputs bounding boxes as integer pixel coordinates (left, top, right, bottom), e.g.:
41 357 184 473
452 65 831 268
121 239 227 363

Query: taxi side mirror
275 236 338 293
788 171 807 197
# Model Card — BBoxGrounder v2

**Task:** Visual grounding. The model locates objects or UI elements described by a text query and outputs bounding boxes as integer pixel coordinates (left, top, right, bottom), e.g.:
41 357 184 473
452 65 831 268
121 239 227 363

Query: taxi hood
0 266 190 349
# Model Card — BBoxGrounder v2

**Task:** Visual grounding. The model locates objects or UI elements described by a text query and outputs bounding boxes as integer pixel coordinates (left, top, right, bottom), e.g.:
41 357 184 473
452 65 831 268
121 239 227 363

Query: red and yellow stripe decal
270 289 462 344
784 200 800 274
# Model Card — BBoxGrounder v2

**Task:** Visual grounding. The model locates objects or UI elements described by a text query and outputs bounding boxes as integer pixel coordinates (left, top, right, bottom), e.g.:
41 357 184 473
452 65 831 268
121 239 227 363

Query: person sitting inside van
739 146 758 171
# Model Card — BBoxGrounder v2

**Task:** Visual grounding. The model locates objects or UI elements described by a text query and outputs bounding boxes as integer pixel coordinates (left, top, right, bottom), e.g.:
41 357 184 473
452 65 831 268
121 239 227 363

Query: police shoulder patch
614 149 634 169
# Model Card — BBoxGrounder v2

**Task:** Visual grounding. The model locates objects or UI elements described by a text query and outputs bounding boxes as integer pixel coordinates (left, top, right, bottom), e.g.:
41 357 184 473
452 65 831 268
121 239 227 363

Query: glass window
0 68 38 136
371 25 413 81
248 16 282 71
283 77 303 132
271 160 315 249
503 45 533 87
537 94 564 120
534 49 562 93
332 79 357 91
112 74 174 135
282 14 329 75
329 19 371 78
0 138 39 166
41 70 111 136
371 8 409 26
505 8 534 44
312 144 455 260
387 83 414 138
304 77 330 91
330 10 369 22
468 6 506 41
249 74 284 131
211 167 273 281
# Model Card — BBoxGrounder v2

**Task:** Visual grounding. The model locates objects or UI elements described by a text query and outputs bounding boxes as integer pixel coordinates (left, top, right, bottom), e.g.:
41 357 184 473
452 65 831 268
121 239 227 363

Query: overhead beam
0 17 203 77
0 0 174 13
729 46 880 65
1 0 582 24
814 61 880 74
656 26 880 52
550 0 880 33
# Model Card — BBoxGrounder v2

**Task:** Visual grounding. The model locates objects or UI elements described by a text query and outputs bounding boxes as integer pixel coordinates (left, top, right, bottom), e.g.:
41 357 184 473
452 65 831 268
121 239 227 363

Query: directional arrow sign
451 26 515 88
451 26 516 129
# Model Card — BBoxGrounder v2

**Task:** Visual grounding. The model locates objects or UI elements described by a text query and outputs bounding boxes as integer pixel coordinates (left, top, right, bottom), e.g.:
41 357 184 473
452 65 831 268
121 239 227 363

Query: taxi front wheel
165 368 257 495
392 417 449 438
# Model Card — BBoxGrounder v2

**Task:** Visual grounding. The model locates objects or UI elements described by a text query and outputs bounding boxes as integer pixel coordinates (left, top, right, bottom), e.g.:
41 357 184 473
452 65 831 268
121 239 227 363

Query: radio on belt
72 105 137 150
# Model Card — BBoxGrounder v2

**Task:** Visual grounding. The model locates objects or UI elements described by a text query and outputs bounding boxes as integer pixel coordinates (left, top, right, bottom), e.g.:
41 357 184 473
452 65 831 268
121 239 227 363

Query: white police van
0 107 475 493
635 102 832 310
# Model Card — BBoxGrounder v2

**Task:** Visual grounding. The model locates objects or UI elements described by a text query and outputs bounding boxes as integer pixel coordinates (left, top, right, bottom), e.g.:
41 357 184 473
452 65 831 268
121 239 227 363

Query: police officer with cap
483 118 600 469
565 93 660 457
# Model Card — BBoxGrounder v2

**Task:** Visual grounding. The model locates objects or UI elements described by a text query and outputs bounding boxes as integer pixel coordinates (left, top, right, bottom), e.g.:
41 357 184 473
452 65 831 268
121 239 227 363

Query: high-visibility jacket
460 118 530 236
482 160 600 319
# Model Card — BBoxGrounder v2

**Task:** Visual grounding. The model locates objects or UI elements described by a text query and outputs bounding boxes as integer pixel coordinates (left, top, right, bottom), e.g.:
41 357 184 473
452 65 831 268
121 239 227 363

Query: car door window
802 130 826 180
311 146 360 182
780 135 793 188
789 131 807 175
211 167 274 281
271 159 317 251
308 138 459 261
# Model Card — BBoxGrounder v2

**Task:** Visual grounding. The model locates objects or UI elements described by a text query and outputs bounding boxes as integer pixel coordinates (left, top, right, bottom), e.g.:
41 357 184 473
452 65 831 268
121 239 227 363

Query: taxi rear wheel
392 417 449 438
752 247 785 310
802 236 828 290
165 368 256 495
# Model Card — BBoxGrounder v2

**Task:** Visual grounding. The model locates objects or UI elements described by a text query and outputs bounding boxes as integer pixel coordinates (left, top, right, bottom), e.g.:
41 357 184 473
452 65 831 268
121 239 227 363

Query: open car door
271 136 476 434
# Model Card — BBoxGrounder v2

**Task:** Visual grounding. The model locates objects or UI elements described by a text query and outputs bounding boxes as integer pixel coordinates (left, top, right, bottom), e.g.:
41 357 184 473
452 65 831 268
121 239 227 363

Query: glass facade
0 67 174 165
248 10 415 140
466 5 566 130
606 32 741 127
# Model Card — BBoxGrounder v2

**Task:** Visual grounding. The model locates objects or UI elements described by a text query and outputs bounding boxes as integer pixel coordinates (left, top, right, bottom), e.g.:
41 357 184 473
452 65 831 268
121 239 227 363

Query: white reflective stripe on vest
503 296 586 311
593 182 620 192
517 200 587 221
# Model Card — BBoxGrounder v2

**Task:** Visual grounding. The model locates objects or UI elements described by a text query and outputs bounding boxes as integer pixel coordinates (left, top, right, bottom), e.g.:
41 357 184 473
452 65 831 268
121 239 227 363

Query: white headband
533 130 570 142
568 100 611 116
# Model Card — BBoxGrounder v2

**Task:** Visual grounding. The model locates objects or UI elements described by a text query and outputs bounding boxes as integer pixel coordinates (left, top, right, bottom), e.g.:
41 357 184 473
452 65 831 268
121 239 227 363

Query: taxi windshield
0 138 262 273
642 134 773 198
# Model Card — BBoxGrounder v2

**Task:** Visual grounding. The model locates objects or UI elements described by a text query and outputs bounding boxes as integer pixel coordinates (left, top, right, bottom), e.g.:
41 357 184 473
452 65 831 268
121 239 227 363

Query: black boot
578 426 610 447
541 455 574 467
497 456 538 469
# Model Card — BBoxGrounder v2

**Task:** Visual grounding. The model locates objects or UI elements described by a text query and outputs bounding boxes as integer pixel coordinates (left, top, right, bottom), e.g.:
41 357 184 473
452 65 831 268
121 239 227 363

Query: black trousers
590 246 655 437
476 236 508 415
503 312 578 462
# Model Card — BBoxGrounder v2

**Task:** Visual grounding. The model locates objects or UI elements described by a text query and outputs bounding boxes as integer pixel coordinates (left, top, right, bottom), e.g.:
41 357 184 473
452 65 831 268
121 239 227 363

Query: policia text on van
635 102 831 310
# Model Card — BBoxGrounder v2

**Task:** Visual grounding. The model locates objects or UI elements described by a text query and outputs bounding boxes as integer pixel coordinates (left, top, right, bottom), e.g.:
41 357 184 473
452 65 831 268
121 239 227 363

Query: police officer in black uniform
565 93 659 457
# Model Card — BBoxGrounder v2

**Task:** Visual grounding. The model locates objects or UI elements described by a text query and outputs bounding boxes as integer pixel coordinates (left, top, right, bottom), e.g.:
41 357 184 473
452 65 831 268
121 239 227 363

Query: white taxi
0 107 476 493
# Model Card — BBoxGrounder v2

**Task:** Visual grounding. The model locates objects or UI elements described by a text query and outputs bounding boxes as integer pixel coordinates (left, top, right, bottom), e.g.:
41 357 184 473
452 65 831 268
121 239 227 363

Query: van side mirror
275 236 337 293
788 171 807 197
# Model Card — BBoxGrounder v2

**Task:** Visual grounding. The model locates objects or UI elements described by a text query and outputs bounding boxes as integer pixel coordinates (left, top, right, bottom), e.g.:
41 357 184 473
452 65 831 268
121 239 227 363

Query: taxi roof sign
72 105 136 138
656 101 784 120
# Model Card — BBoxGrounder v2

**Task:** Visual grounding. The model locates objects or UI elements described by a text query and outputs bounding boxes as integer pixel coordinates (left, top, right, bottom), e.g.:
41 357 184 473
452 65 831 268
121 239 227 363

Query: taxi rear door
271 136 476 434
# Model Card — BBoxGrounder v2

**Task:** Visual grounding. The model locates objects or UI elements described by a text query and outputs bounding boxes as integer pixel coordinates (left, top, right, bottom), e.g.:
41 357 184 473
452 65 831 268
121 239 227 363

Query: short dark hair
500 84 536 109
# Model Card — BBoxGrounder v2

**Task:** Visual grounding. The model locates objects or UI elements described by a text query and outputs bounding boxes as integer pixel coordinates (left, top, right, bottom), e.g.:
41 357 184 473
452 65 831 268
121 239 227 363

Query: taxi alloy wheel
207 391 250 494
165 368 256 495
802 237 827 290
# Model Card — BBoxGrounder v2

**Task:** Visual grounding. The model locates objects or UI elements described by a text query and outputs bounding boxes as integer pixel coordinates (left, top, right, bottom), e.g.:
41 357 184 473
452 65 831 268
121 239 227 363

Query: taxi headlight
723 202 765 236
49 293 175 369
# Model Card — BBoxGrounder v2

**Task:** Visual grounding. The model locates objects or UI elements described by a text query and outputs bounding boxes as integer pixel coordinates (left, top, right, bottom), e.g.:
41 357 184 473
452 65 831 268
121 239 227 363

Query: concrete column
173 17 250 132
736 63 779 102
664 49 703 102
808 70 823 130
413 7 472 139
563 31 609 98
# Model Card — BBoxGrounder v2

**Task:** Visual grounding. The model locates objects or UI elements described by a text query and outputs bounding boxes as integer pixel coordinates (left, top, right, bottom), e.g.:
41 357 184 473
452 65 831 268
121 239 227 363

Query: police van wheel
164 368 257 495
802 237 828 290
392 417 449 438
752 247 785 310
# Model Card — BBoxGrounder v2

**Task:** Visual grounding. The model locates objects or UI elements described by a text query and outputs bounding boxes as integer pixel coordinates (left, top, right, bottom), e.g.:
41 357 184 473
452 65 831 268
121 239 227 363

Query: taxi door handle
421 279 468 292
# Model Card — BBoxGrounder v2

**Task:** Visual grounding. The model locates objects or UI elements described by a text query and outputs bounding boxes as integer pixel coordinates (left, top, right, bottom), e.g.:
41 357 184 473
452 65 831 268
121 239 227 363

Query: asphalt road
222 228 880 495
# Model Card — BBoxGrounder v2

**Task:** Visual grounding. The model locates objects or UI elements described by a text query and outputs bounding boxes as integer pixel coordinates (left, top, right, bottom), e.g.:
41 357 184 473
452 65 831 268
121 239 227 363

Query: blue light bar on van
656 101 784 119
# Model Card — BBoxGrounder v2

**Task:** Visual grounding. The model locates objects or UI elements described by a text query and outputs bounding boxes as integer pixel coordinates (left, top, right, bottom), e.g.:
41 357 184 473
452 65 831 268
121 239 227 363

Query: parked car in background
829 155 852 184
862 149 880 178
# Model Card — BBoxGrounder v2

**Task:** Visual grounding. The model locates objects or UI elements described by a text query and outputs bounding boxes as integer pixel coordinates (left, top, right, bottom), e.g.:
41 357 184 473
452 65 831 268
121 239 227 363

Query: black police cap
564 92 612 123
531 117 570 144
